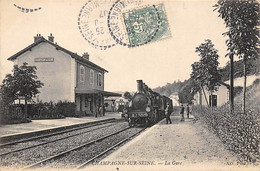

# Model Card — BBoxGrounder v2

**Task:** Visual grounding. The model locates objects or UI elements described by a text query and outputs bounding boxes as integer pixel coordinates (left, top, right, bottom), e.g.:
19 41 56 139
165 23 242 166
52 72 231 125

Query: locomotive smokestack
137 80 143 93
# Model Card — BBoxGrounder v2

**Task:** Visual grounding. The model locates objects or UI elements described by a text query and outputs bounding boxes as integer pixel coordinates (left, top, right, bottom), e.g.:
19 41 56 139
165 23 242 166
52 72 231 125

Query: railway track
0 120 119 156
0 119 117 147
77 127 146 169
23 127 132 169
22 126 146 169
0 120 130 169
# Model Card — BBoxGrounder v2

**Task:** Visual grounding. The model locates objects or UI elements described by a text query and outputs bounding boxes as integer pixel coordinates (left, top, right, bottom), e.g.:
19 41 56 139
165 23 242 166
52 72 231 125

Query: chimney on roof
34 34 42 42
82 52 89 60
48 33 54 43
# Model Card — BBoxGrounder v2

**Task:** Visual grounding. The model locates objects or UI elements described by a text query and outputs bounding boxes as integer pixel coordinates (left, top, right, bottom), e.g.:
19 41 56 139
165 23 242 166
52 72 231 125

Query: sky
0 0 234 92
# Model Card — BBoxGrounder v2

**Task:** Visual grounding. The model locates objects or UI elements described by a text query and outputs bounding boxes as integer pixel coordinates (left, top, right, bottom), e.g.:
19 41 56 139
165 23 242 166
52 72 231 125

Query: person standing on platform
98 105 103 117
186 104 190 119
165 103 172 124
180 104 184 121
95 106 98 118
103 104 106 116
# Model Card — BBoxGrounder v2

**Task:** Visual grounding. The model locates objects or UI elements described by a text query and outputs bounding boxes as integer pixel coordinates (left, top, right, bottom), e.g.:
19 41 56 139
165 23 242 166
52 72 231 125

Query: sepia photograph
0 0 259 170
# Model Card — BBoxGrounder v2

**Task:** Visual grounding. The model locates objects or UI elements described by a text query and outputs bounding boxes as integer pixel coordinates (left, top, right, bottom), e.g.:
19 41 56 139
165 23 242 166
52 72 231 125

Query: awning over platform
75 89 121 97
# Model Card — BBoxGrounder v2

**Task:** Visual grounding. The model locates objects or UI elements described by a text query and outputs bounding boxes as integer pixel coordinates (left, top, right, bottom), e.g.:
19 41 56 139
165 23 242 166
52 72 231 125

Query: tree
190 64 202 93
1 74 17 106
191 61 209 106
214 0 260 113
0 63 44 118
153 81 185 98
192 40 221 110
178 79 196 104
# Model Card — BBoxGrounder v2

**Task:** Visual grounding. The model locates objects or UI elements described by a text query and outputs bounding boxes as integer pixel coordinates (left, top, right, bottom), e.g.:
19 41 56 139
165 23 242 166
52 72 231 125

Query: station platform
0 112 122 139
87 114 256 171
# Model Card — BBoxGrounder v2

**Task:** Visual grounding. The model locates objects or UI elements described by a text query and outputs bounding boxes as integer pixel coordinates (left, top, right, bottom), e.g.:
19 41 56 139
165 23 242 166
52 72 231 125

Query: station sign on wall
35 58 54 62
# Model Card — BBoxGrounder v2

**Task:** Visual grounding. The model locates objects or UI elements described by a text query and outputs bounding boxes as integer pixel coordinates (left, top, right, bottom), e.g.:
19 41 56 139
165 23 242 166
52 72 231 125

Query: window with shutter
98 73 102 86
80 65 85 83
90 70 94 85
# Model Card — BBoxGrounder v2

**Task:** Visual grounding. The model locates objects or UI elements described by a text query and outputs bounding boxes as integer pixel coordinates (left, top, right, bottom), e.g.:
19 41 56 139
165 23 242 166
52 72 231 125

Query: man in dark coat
165 103 172 124
180 104 184 121
186 104 190 119
103 104 106 116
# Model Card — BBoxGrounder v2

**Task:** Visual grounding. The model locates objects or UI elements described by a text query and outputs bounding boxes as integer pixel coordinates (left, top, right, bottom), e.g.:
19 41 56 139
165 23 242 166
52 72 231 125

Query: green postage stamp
122 3 171 47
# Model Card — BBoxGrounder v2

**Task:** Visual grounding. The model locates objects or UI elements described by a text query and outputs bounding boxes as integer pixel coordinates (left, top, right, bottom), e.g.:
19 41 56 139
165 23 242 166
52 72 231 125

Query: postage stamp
108 1 171 48
122 3 171 47
121 5 160 47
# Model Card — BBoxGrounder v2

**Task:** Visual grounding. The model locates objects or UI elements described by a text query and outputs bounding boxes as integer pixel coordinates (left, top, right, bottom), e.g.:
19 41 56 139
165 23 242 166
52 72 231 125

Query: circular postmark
107 0 161 48
78 0 118 50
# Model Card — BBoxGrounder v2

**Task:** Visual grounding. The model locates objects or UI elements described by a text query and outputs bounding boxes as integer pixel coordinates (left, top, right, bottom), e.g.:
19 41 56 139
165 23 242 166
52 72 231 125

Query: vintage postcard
0 0 259 171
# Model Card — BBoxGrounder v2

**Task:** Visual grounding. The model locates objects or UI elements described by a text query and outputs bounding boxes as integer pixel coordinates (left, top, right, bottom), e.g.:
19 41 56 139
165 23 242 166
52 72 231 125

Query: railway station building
7 33 120 116
193 82 230 107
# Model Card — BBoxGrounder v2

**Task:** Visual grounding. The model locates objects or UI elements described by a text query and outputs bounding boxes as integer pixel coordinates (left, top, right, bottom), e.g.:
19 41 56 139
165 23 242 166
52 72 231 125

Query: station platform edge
0 112 122 141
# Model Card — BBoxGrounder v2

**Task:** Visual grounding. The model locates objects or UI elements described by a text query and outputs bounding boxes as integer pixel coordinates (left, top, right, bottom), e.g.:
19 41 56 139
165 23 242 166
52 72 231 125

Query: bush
28 101 65 119
193 105 259 163
27 101 77 119
0 99 78 124
234 86 243 97
55 101 76 117
0 104 31 124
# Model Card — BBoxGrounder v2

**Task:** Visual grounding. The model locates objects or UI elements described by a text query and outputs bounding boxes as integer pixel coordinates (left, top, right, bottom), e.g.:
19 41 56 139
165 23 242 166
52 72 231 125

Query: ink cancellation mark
13 4 42 13
78 0 117 50
107 0 145 47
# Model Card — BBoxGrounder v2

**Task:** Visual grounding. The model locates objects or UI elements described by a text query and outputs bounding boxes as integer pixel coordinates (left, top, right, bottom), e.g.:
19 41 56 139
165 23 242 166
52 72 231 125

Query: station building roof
7 36 108 72
75 89 121 97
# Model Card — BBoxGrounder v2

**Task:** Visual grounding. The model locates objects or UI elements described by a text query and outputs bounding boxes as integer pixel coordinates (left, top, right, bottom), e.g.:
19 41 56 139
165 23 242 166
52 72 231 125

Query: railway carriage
124 80 173 126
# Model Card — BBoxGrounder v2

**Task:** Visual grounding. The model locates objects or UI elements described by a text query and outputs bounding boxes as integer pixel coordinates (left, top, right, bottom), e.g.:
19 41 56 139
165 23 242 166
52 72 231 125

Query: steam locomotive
123 80 173 126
